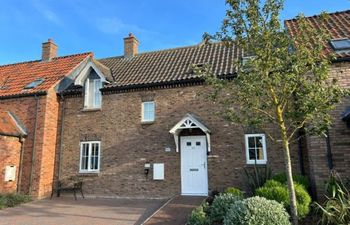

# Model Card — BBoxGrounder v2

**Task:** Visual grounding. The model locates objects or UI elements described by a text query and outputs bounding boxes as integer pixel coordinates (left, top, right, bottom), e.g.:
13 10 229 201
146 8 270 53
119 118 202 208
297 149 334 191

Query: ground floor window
80 141 100 173
245 134 267 164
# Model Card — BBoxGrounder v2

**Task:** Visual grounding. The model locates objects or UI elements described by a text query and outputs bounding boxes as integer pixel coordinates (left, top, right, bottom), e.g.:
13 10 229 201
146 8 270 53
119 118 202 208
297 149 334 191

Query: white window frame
84 78 102 109
79 141 101 173
141 101 155 122
245 134 267 165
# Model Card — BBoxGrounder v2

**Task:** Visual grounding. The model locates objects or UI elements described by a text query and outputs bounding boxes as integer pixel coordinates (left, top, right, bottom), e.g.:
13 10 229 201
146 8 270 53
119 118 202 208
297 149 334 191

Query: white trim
74 61 107 86
169 113 211 152
244 134 267 165
84 78 102 109
79 141 101 173
141 101 155 122
180 136 208 196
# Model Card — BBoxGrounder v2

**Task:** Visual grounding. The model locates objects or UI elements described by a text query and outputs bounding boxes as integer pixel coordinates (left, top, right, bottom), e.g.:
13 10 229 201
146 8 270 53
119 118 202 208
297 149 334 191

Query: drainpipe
29 95 40 195
57 94 66 180
17 136 25 194
297 129 305 175
325 128 333 170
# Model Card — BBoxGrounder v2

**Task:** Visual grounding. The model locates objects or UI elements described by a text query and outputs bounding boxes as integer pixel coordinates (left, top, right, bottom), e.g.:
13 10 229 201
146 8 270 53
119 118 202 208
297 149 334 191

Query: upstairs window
80 141 100 173
84 76 102 109
330 38 350 52
142 101 155 122
245 134 267 164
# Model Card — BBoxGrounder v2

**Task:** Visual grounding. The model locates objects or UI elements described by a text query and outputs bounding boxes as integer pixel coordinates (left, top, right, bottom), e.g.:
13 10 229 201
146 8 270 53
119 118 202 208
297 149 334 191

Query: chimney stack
124 33 139 58
42 38 57 61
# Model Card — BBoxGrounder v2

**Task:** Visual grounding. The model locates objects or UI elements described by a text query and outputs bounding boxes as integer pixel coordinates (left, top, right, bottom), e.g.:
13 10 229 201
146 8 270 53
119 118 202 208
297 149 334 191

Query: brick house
57 11 349 199
0 40 106 198
286 10 350 198
0 10 349 199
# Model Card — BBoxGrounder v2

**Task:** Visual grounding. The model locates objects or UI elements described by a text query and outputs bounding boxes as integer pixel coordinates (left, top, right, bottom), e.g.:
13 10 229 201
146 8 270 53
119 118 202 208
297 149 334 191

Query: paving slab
143 196 206 225
0 197 166 225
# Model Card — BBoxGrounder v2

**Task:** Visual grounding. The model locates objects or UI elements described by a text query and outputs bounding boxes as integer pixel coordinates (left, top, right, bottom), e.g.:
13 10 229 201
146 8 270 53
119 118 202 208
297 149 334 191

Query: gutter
325 128 334 170
17 136 25 193
29 94 40 195
0 91 46 100
57 94 66 180
297 129 305 175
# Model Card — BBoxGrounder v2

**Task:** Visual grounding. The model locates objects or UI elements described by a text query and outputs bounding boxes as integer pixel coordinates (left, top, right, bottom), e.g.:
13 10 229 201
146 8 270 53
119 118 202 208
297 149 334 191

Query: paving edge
140 195 177 225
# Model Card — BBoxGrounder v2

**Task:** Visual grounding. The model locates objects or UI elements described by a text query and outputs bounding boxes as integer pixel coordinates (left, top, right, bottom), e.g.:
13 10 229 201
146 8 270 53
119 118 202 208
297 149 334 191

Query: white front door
181 136 208 196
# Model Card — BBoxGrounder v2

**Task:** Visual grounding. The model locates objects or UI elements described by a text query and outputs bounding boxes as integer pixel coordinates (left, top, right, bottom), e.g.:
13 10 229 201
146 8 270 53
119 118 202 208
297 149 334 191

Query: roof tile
285 10 350 59
99 42 239 88
0 53 92 98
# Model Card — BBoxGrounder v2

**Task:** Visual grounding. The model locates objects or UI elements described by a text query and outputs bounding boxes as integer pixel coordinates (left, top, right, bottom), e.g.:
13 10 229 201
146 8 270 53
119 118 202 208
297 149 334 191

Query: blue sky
0 0 348 64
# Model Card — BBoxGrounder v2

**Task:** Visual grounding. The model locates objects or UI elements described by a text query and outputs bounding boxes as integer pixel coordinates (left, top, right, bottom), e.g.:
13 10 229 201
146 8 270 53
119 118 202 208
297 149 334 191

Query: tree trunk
276 106 299 225
282 136 299 225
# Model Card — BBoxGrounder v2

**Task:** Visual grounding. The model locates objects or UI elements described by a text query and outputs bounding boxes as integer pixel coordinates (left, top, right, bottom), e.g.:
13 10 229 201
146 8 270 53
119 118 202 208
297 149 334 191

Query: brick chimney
124 33 139 58
42 38 58 61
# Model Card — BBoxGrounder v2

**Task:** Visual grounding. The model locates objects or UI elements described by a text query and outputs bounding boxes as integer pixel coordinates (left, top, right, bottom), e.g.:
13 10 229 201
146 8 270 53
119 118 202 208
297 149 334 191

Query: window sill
141 121 155 125
78 172 100 176
82 107 101 112
245 162 267 166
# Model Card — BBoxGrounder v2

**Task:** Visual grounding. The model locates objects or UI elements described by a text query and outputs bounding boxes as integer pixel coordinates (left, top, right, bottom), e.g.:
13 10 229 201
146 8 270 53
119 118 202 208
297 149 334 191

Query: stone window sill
141 121 155 125
82 107 101 112
78 173 100 177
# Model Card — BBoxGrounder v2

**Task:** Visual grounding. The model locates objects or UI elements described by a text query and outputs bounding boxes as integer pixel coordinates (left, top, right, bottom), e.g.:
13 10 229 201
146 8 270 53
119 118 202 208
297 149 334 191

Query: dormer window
84 71 102 109
329 38 350 52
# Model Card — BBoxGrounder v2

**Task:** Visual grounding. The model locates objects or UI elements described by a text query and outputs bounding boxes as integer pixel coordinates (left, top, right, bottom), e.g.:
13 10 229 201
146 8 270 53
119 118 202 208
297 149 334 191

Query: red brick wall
0 136 21 193
305 61 350 199
0 89 61 198
59 85 301 198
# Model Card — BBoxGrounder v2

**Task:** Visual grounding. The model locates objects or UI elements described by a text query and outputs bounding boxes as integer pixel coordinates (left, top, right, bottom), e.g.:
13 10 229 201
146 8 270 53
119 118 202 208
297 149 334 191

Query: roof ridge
285 9 350 22
99 42 222 61
0 52 92 68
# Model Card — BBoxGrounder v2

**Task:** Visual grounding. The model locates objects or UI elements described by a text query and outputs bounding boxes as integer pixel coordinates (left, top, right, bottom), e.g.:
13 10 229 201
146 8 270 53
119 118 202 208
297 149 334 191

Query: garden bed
0 193 32 209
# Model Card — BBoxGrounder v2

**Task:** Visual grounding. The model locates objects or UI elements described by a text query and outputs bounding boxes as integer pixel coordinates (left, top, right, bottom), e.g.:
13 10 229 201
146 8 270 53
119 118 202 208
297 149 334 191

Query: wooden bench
51 179 85 200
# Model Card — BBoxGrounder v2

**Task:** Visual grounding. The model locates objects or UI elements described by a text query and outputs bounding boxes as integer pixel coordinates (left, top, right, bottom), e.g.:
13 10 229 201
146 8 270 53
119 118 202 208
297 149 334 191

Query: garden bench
50 178 84 200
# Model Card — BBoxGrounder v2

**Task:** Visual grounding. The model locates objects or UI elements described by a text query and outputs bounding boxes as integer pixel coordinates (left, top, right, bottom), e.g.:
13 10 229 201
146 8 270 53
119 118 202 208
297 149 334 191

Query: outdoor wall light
144 163 151 176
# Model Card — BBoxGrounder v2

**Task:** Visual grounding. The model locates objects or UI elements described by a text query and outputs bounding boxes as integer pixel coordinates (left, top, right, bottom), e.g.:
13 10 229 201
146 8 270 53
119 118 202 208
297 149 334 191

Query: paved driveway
0 197 166 225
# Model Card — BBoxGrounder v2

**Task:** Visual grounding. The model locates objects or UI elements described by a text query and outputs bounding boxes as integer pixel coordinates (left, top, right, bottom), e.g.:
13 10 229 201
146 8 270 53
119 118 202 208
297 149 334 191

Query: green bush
223 196 291 225
255 180 311 218
188 202 209 225
272 173 310 190
224 187 244 198
255 182 289 207
244 165 272 193
209 193 242 223
0 193 31 209
315 172 350 225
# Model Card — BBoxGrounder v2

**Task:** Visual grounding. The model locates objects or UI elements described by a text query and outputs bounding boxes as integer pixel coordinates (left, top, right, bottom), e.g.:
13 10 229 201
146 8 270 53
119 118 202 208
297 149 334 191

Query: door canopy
169 113 211 152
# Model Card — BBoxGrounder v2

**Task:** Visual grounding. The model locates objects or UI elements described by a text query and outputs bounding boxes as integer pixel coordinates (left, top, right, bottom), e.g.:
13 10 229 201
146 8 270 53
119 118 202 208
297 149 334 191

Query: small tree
201 0 346 224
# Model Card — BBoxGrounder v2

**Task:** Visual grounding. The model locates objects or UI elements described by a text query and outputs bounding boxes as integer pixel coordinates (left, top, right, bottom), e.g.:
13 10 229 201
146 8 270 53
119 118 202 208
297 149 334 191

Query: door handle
201 163 206 169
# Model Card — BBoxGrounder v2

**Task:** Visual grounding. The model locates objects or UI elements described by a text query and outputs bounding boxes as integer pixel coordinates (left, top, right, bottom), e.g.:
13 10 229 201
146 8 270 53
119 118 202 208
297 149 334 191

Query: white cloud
95 17 155 35
31 0 62 26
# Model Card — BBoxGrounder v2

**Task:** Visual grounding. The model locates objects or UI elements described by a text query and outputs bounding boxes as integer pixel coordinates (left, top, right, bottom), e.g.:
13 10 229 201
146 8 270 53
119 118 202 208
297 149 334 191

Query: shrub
272 172 310 190
188 202 209 225
315 172 350 225
223 196 291 225
206 189 220 205
255 180 311 218
0 193 31 209
224 187 244 198
244 165 272 193
255 182 289 207
209 193 242 223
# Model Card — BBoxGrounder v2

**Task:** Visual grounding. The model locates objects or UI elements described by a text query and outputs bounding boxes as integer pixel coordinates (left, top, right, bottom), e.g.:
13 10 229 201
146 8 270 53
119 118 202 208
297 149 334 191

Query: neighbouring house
0 39 107 198
285 10 350 199
0 10 348 199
